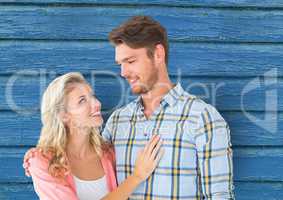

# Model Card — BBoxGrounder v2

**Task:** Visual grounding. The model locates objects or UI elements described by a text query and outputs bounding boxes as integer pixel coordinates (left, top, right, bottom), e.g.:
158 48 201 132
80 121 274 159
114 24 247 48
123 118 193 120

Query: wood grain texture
1 181 283 200
1 41 282 77
0 111 282 146
1 6 283 42
0 147 282 183
0 75 281 111
0 183 37 200
234 181 283 200
1 0 283 8
0 1 282 199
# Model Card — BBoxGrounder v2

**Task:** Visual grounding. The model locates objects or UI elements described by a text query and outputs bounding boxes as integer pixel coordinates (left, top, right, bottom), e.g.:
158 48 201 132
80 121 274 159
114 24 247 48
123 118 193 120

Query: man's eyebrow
116 56 135 65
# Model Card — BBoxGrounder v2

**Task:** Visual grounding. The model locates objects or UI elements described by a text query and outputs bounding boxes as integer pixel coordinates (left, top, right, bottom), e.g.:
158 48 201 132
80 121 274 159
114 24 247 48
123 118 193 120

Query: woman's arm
23 149 79 200
102 134 163 200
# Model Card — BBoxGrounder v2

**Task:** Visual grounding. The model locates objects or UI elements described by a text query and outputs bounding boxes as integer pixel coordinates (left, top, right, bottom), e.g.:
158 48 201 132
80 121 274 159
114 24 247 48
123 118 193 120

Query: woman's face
63 83 103 130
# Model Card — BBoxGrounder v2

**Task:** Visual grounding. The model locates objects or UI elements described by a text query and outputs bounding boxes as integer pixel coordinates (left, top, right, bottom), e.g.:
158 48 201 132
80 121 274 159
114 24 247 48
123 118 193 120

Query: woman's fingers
136 149 143 160
23 147 37 177
23 148 37 163
143 135 156 154
149 138 163 161
132 135 164 182
153 148 165 167
144 135 160 157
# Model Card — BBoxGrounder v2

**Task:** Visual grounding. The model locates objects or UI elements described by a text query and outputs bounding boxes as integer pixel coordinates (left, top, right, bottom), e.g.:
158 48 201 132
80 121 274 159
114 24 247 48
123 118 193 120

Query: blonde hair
37 72 110 180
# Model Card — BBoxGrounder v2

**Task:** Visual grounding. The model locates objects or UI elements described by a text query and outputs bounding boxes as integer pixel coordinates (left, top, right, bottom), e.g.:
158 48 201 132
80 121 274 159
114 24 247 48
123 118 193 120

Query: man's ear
154 44 166 65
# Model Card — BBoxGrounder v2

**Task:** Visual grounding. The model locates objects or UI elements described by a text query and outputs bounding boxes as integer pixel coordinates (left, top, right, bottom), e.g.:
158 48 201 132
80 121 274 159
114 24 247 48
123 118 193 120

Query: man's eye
128 60 135 64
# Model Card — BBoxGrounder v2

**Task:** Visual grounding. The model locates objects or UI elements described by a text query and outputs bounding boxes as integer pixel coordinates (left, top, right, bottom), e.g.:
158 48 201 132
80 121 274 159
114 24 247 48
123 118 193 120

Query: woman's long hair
37 72 110 180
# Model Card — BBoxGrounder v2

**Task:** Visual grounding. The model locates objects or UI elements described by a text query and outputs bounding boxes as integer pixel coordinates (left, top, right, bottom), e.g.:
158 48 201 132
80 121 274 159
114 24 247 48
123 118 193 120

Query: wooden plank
1 0 283 8
1 6 283 42
1 41 282 77
223 111 282 146
2 0 283 8
0 181 283 200
0 147 283 183
0 75 282 111
234 147 283 182
0 183 37 200
0 111 40 146
0 110 282 146
234 181 283 200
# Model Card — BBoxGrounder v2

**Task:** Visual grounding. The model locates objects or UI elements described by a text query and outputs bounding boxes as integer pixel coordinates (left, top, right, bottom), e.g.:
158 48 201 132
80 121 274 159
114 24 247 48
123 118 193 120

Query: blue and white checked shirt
102 83 234 200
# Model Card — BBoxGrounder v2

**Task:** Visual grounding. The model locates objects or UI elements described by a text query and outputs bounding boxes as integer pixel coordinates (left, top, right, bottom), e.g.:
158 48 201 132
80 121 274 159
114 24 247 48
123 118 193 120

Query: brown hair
109 16 169 65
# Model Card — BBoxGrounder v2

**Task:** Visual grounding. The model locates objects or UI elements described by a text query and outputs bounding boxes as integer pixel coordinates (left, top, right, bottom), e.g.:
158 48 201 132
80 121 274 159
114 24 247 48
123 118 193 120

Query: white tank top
73 175 109 200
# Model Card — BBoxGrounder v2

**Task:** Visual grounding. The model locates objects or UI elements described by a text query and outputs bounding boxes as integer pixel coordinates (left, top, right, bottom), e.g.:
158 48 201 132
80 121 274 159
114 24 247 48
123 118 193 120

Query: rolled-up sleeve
194 104 235 200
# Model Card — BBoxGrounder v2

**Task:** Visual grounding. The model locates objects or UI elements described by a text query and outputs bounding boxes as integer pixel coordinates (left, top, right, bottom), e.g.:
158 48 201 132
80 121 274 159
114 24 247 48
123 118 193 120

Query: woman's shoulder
101 144 116 170
102 144 115 160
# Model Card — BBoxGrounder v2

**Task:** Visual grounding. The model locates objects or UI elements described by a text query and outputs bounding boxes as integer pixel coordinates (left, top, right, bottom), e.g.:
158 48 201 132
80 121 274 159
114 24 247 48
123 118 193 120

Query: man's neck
141 81 174 119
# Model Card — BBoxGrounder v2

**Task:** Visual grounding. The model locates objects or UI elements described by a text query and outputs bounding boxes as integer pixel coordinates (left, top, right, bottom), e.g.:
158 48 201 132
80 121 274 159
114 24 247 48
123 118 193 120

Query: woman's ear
59 111 69 124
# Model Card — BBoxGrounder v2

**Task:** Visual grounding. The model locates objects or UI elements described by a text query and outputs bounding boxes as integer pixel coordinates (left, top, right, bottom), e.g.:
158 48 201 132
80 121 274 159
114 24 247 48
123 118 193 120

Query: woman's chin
92 118 104 128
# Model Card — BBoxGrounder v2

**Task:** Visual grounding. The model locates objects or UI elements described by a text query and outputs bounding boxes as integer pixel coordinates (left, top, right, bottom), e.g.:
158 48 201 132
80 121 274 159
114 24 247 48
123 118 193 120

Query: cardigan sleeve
101 147 118 191
23 149 79 200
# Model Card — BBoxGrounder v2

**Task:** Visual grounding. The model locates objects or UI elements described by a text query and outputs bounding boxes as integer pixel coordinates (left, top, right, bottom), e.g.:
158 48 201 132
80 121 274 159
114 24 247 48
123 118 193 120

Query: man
103 16 234 200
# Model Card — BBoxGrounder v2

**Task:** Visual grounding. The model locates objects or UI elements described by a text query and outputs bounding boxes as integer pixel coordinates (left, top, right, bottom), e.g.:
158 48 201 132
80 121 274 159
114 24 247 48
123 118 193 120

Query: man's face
115 43 158 95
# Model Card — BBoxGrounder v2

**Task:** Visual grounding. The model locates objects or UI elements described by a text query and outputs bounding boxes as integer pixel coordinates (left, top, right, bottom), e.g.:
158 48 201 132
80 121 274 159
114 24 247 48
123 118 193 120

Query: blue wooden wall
0 0 282 199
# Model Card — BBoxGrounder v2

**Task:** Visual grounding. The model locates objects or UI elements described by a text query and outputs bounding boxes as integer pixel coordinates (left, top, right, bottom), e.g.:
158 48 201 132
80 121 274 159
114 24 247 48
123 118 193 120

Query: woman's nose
92 97 101 111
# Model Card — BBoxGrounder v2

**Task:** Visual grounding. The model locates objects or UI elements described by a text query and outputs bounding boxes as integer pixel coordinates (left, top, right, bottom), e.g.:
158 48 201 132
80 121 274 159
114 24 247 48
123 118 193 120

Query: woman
23 72 163 200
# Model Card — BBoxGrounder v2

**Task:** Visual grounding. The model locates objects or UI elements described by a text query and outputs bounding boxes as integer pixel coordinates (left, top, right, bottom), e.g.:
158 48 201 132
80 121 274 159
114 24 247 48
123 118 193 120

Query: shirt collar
134 82 185 108
162 82 185 107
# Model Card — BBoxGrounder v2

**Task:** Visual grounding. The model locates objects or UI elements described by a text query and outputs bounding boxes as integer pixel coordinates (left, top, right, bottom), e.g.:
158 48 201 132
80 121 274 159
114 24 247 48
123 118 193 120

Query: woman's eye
128 60 135 64
79 98 86 104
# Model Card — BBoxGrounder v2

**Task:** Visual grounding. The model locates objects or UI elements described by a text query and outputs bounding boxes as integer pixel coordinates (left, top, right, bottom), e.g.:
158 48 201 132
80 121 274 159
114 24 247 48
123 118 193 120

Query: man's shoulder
107 98 138 119
179 91 221 117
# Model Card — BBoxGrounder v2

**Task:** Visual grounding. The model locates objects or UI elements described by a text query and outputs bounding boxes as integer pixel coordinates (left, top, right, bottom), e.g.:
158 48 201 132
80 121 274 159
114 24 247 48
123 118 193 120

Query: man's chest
113 116 198 169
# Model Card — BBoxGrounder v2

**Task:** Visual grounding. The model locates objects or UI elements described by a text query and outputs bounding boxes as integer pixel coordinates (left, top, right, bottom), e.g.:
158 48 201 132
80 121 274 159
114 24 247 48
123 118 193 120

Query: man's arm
194 104 235 200
102 111 117 143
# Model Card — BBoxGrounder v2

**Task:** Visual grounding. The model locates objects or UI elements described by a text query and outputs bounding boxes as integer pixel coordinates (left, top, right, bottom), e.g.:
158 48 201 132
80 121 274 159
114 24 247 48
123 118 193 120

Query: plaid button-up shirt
102 83 234 200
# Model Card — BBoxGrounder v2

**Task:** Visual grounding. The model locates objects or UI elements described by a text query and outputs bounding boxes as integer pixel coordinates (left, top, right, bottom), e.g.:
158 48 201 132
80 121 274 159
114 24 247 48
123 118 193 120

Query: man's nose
120 64 129 78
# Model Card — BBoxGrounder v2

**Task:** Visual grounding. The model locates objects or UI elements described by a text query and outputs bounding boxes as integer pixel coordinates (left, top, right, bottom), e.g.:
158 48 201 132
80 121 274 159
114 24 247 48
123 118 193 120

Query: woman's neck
66 126 94 160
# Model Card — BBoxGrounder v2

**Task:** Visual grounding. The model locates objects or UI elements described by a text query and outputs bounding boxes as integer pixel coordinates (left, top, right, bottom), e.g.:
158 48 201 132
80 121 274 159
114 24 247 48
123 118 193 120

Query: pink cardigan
23 149 118 200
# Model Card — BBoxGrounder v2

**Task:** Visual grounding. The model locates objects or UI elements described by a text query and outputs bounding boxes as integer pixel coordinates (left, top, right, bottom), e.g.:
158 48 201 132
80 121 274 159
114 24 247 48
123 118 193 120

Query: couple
23 16 235 200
